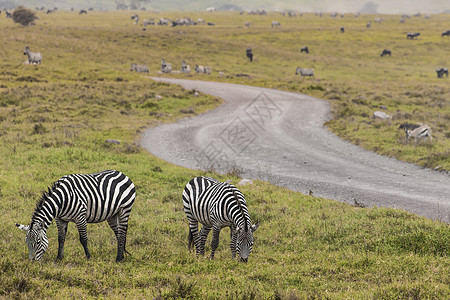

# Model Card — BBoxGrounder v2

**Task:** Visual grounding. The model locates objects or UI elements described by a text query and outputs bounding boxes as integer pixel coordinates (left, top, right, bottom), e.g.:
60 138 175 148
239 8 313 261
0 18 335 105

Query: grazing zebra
402 124 432 143
246 48 253 62
300 46 309 54
182 177 259 262
296 67 314 77
442 30 450 37
130 63 149 73
161 59 172 73
195 64 212 74
181 60 191 73
16 170 136 262
436 67 448 78
23 47 42 65
271 21 281 28
407 32 420 39
380 49 391 57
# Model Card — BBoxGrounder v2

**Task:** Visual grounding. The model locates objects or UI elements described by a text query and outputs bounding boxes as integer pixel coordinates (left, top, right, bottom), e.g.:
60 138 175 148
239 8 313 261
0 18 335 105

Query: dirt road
142 78 449 223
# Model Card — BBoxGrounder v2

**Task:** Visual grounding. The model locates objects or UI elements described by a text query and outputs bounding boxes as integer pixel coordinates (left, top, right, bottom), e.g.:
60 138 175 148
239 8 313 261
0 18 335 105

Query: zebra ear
251 222 259 232
16 223 30 232
236 226 242 234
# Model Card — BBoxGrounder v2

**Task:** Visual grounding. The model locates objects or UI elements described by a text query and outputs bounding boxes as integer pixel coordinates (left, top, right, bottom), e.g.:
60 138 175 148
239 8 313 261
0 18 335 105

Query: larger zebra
182 177 259 262
16 170 135 262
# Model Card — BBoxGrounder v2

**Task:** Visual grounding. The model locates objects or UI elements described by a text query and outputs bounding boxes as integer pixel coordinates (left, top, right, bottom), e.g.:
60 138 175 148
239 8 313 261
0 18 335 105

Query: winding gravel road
142 78 449 223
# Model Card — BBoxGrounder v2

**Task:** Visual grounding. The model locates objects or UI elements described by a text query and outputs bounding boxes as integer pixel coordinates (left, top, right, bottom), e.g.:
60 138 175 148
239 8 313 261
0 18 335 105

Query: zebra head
235 222 259 263
23 46 30 55
16 221 49 261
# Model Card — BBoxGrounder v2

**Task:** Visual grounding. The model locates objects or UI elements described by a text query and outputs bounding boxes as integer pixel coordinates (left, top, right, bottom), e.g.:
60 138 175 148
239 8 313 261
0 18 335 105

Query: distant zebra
5 10 12 18
407 32 420 39
436 67 448 78
374 17 383 23
161 59 172 73
130 63 149 73
131 14 139 25
195 64 212 74
244 21 250 28
197 18 206 25
181 60 190 73
246 48 253 62
380 49 391 57
271 21 281 28
183 177 259 262
300 46 309 54
23 46 42 65
366 21 372 28
442 30 450 37
158 18 171 26
16 170 136 262
143 18 155 26
296 67 314 77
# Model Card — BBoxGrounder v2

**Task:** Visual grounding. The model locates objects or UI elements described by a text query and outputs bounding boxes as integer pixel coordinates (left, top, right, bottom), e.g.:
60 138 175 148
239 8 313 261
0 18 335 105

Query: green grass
0 10 449 299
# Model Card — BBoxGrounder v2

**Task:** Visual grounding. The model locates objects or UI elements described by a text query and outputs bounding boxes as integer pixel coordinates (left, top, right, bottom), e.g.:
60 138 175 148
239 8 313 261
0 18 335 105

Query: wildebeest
181 61 190 73
79 9 87 15
407 32 420 39
401 124 432 144
23 47 42 64
161 59 172 73
442 30 450 37
295 67 314 77
300 46 309 54
380 49 391 57
246 48 253 62
195 65 212 74
436 68 449 78
130 63 149 73
271 21 281 28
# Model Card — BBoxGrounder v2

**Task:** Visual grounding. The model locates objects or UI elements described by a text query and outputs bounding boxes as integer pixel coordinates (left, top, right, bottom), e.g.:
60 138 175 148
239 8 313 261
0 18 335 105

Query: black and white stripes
16 170 135 262
182 176 258 262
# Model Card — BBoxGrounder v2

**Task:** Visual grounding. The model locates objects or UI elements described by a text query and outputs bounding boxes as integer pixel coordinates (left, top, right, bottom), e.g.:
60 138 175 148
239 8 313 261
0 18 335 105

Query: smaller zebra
436 67 448 78
380 49 391 57
195 64 212 74
246 48 253 62
23 47 42 65
442 30 450 37
300 46 309 54
130 63 149 73
181 60 190 73
271 21 281 28
158 18 171 26
161 59 172 73
402 124 432 144
407 32 420 39
197 18 206 25
131 14 139 25
296 67 314 77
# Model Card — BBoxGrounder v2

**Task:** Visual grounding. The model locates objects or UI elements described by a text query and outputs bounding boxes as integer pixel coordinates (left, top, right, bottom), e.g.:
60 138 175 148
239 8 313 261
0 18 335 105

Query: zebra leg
229 226 237 259
75 217 91 260
55 218 69 260
188 221 202 255
210 226 221 260
114 210 131 262
199 225 212 256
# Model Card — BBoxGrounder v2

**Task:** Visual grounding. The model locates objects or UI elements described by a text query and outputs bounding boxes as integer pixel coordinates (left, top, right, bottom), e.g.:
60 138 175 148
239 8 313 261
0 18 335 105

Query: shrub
12 6 37 26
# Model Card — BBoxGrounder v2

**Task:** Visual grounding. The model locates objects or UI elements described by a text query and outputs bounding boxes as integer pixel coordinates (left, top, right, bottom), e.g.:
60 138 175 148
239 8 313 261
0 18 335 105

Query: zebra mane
32 181 60 222
231 189 248 231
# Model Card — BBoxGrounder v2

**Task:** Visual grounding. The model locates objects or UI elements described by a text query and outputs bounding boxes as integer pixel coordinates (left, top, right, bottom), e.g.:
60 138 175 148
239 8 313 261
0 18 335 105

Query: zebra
181 60 190 73
374 17 383 23
23 47 42 65
131 14 139 25
195 64 212 74
442 30 450 37
16 170 136 262
161 59 172 73
143 18 155 26
158 18 171 26
300 46 309 54
246 48 253 62
436 67 448 78
182 177 259 262
407 32 420 39
130 63 149 73
271 21 281 28
366 21 372 28
380 49 391 57
296 67 314 77
197 18 206 25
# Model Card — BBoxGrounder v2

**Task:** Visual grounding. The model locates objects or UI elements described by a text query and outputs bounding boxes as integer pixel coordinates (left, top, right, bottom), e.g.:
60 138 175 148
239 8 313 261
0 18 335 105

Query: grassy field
0 10 449 299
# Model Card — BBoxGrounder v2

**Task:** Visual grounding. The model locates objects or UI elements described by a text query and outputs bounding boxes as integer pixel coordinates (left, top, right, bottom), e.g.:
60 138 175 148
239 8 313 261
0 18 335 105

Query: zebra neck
31 196 58 230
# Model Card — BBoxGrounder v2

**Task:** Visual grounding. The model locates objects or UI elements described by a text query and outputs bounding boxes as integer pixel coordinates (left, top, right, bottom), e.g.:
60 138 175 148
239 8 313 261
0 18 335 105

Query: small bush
12 6 37 26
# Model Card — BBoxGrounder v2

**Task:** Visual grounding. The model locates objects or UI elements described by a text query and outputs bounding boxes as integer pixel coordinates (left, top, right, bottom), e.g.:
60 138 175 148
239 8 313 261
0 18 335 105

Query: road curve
142 78 449 223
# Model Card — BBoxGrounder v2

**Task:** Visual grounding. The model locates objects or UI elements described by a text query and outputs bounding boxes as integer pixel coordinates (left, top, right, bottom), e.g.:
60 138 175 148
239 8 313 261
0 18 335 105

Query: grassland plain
0 10 448 299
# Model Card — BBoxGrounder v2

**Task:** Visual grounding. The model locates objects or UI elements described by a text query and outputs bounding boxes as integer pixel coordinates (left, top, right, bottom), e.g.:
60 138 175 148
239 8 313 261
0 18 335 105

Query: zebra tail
188 229 194 251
